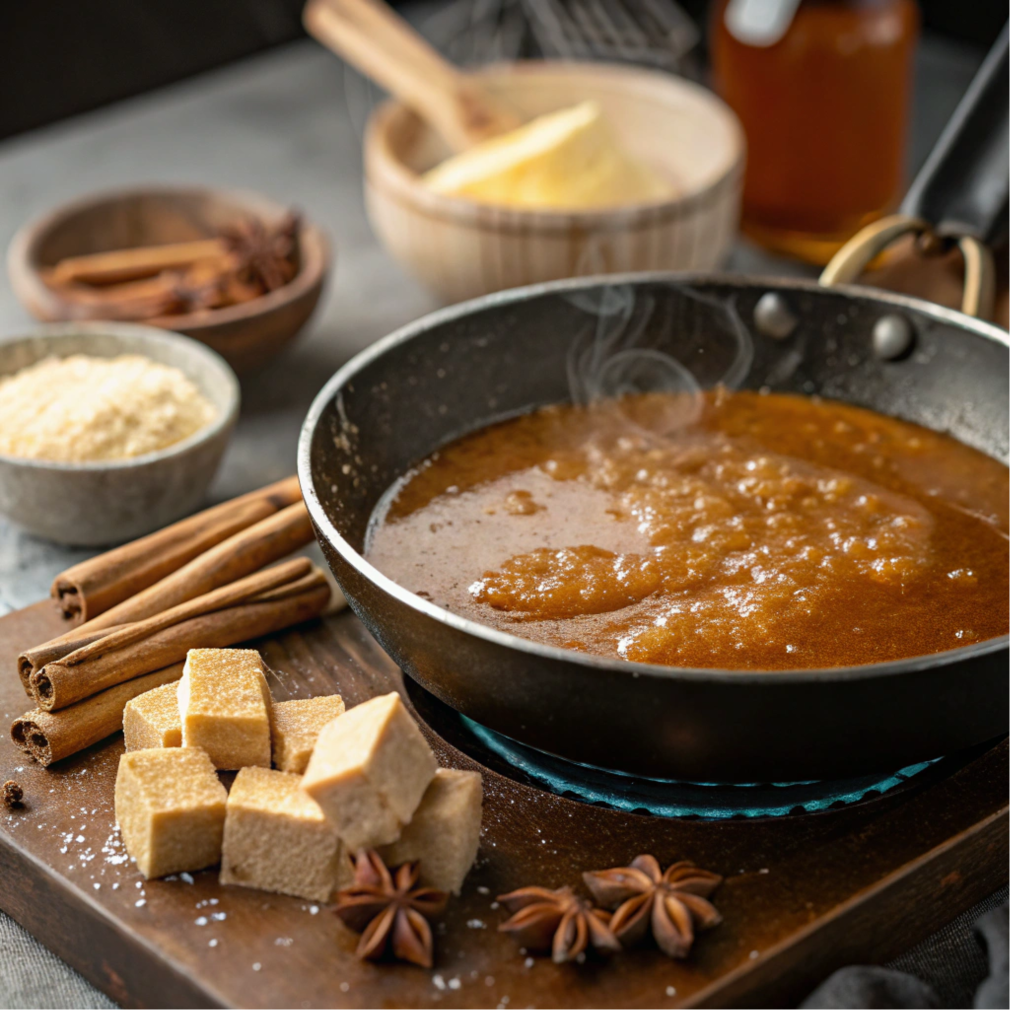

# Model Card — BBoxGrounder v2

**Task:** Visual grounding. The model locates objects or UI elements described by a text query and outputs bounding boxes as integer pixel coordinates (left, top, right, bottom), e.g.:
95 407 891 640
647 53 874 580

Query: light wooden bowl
7 186 330 373
365 61 745 304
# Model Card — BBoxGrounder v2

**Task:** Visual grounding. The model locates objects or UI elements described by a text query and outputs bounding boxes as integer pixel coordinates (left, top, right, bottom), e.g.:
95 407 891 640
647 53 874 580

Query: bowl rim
364 59 747 230
0 320 240 471
6 184 330 332
299 270 1009 688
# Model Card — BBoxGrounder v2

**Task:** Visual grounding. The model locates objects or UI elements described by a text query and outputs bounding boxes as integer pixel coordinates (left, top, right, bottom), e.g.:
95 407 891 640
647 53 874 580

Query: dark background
2 0 1006 142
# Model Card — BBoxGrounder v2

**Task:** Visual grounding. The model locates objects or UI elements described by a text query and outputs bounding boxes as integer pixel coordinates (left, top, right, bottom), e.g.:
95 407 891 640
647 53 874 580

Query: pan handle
819 24 1007 320
818 214 996 319
901 24 1008 246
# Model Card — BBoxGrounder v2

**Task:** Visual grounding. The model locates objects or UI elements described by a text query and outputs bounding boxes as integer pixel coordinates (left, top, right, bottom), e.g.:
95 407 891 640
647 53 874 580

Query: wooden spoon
303 0 522 153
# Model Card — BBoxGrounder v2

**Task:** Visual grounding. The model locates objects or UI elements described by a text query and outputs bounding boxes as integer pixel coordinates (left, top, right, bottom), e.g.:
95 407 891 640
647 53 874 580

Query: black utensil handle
900 24 1009 246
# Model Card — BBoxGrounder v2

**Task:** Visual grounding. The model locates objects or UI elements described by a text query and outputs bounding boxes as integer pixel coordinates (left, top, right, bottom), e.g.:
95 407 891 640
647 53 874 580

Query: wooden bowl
7 186 330 372
365 61 745 304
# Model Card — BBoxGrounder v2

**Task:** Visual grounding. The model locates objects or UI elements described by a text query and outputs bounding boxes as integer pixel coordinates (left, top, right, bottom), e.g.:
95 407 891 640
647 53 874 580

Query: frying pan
298 32 1009 783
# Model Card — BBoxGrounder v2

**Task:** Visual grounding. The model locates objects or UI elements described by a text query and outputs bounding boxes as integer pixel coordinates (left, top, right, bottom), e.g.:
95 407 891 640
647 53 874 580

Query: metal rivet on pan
872 314 914 360
753 293 797 340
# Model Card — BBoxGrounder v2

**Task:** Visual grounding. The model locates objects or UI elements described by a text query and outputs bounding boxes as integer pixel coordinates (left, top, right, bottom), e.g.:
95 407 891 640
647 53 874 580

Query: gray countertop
0 28 995 1010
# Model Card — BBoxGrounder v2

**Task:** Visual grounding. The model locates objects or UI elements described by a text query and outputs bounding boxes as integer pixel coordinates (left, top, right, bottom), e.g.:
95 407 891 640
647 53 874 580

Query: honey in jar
711 0 919 263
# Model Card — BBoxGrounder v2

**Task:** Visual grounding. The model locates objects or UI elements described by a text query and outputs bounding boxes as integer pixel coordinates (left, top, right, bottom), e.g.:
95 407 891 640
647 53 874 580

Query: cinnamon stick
11 663 184 767
25 505 313 693
32 571 330 711
26 559 311 702
75 501 314 635
17 624 130 697
46 239 226 286
45 275 182 321
68 557 313 664
51 475 302 621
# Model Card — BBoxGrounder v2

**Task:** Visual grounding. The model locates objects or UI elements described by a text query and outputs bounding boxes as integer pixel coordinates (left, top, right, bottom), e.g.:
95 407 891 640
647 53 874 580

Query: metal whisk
424 0 699 74
520 0 698 72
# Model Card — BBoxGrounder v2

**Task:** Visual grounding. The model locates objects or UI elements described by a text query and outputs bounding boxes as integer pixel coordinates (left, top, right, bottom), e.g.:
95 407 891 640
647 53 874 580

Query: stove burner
402 679 976 820
461 717 941 819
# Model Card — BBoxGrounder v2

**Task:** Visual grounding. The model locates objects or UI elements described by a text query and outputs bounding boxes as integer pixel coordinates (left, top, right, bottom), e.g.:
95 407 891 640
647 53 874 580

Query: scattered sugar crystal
135 899 146 907
467 919 486 929
275 937 292 946
195 917 208 926
252 963 262 972
93 883 101 890
209 939 218 948
476 886 490 895
308 905 319 915
180 872 194 884
211 912 226 921
448 978 461 991
136 882 143 889
666 986 677 996
433 975 446 991
112 883 120 890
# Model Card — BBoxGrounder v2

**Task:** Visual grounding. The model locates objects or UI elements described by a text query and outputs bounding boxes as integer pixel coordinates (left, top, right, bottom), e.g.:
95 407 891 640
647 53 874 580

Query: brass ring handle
818 214 995 320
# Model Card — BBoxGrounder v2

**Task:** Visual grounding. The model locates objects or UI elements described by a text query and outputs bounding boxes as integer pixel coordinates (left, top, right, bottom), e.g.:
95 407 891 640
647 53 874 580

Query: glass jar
711 0 919 264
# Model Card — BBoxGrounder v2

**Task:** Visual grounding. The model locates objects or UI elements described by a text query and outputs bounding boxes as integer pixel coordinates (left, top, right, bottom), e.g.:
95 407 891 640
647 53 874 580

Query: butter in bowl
422 99 677 210
304 0 744 304
0 323 239 546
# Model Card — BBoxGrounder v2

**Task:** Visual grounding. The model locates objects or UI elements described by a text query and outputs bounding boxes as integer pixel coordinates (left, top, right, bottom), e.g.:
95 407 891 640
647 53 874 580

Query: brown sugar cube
301 692 437 849
123 682 182 751
271 695 345 774
378 769 483 894
178 649 272 770
220 767 347 901
114 747 226 879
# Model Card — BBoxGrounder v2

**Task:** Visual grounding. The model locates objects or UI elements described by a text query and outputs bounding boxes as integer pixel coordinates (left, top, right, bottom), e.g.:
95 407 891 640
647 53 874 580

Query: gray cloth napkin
801 898 1009 1009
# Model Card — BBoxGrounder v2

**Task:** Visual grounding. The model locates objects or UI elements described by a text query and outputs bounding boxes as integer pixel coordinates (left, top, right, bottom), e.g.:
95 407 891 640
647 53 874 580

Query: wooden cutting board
1 600 1007 1009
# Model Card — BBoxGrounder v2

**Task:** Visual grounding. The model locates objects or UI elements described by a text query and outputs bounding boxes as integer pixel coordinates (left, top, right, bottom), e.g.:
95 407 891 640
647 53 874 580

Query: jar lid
724 0 803 47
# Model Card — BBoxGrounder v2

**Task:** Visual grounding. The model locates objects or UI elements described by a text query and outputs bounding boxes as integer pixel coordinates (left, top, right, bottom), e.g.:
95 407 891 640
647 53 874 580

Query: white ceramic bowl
365 61 745 304
0 322 239 545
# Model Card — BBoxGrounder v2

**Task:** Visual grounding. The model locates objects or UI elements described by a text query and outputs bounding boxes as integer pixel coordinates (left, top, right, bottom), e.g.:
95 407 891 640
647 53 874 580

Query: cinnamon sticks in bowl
12 477 341 766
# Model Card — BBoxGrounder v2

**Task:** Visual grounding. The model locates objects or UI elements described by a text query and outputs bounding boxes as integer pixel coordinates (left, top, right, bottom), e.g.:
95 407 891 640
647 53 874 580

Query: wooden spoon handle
303 0 520 152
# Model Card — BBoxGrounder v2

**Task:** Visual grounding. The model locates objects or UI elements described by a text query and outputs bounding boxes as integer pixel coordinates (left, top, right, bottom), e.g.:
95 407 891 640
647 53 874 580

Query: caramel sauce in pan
366 391 1009 670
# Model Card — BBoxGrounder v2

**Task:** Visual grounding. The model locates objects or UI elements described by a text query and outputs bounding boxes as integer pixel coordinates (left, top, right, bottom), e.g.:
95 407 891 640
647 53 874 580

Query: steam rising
564 280 754 435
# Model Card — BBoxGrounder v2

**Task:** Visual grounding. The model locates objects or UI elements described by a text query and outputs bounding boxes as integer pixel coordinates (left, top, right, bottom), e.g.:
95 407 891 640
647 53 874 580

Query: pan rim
298 271 1010 687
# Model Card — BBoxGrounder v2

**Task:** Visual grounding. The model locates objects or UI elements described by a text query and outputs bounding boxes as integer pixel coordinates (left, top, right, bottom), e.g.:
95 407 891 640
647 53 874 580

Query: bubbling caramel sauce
367 391 1009 670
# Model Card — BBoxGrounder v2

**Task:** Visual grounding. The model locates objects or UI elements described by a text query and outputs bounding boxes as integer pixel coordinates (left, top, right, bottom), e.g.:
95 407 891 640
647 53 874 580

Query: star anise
583 855 722 959
220 212 300 293
498 885 621 963
332 850 448 968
